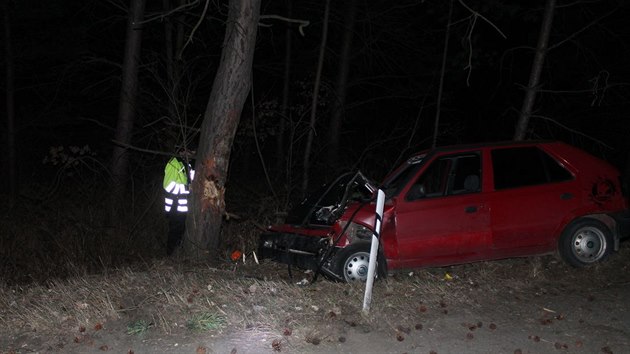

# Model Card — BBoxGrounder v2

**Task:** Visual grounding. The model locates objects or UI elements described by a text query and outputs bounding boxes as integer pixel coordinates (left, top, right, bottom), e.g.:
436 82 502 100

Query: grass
126 319 153 335
186 312 226 331
1 244 629 352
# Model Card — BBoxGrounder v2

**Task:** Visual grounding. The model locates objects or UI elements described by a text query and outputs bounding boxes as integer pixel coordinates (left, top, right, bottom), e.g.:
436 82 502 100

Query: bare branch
547 5 618 51
530 115 613 149
457 0 507 39
259 14 310 36
179 0 211 59
140 0 200 24
111 139 194 158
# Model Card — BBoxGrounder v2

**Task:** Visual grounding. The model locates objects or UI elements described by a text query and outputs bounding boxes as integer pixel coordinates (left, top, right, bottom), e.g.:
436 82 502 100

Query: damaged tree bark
184 0 261 259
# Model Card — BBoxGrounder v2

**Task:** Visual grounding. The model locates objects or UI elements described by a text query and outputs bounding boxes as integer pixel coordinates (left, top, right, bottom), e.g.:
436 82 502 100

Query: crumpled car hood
284 171 376 227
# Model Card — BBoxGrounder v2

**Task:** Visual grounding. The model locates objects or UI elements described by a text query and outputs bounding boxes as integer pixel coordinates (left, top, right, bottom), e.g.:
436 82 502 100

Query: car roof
412 140 560 157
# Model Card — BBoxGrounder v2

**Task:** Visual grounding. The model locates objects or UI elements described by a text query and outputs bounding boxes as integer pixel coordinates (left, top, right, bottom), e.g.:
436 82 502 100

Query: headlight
339 221 373 244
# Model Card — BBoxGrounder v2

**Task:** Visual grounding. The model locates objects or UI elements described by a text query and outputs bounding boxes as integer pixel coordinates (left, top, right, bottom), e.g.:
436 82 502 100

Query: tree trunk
3 0 16 206
513 0 556 141
327 0 357 170
302 0 331 196
163 0 177 123
276 0 292 177
184 0 261 259
432 0 453 149
163 0 185 135
110 0 146 213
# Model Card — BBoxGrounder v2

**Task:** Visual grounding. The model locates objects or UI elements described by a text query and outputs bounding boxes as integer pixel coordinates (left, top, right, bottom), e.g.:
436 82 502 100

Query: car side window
492 146 573 190
407 153 481 200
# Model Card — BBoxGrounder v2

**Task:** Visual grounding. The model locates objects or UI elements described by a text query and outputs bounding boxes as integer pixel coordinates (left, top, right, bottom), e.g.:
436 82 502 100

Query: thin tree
276 0 292 177
513 0 556 140
110 0 146 213
2 0 16 206
328 0 358 170
184 0 261 259
302 0 331 196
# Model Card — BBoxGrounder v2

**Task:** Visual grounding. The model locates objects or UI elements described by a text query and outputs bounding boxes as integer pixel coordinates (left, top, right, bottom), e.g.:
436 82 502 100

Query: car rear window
492 146 573 190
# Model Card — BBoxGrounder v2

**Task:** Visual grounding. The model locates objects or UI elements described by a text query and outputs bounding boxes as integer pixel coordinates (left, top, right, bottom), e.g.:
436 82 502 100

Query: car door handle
465 206 478 213
560 193 573 200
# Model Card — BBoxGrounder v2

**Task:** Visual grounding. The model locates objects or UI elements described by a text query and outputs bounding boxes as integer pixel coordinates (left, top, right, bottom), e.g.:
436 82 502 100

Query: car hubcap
344 252 370 282
572 226 606 263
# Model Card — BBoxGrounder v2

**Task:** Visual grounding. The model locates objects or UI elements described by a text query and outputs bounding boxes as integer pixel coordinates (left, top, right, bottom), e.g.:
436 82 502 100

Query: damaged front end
258 171 376 279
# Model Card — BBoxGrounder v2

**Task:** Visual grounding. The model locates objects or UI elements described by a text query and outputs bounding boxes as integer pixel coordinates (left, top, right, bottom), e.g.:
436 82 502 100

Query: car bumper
258 232 330 271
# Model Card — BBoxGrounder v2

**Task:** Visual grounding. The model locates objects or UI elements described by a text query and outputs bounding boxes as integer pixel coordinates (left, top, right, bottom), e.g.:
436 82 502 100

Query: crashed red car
259 141 630 282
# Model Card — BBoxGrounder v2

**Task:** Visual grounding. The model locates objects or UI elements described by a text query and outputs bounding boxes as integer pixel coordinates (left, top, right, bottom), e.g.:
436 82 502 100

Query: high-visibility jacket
163 157 195 213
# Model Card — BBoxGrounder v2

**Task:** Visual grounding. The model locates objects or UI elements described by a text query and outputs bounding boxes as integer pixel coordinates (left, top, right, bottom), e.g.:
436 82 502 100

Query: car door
487 146 579 253
393 151 491 268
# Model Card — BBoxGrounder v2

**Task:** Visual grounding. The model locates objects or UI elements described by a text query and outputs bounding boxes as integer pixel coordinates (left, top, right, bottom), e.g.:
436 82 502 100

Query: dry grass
0 252 573 340
1 241 629 352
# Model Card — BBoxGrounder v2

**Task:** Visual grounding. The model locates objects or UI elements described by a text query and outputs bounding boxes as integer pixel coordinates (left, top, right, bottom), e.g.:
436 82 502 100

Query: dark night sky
2 0 630 192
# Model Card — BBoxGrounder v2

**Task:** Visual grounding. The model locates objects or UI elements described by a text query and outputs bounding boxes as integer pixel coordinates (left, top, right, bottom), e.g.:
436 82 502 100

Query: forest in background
2 0 630 282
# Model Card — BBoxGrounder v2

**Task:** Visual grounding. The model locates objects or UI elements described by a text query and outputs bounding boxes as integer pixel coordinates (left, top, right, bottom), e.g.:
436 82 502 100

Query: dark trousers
166 212 186 256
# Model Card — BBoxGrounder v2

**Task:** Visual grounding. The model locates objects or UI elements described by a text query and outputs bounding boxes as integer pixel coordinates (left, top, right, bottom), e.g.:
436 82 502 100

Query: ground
1 242 629 354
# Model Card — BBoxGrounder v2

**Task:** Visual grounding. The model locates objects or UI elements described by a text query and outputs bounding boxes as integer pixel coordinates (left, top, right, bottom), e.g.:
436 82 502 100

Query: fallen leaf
415 323 423 330
196 346 206 354
396 334 404 341
127 350 134 354
575 340 583 348
466 333 474 340
94 323 103 331
79 326 86 333
489 323 497 330
418 305 427 313
230 348 237 354
514 350 522 354
338 336 346 343
601 346 613 354
272 339 282 352
99 345 108 351
283 328 292 336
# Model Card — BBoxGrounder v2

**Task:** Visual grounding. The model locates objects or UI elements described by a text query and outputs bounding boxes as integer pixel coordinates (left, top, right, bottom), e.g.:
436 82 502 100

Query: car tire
333 242 386 282
559 218 614 267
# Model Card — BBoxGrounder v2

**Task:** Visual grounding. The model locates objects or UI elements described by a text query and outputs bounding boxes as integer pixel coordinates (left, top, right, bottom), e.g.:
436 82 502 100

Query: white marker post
362 189 385 314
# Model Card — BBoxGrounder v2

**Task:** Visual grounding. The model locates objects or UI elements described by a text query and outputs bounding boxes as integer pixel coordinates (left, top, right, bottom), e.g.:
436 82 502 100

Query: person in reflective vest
163 154 195 255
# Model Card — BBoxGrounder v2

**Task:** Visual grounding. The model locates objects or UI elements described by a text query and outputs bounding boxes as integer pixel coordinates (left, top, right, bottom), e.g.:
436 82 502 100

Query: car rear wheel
333 242 386 282
559 218 613 267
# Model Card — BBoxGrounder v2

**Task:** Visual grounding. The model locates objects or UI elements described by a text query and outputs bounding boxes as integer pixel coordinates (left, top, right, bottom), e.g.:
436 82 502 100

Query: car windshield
382 154 425 198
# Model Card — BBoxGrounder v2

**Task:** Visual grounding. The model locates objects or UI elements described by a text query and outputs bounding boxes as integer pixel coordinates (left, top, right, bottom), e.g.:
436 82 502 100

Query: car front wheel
559 218 613 267
333 242 386 282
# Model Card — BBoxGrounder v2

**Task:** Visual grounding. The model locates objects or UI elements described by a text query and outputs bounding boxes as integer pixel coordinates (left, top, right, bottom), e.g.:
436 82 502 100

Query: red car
259 141 630 282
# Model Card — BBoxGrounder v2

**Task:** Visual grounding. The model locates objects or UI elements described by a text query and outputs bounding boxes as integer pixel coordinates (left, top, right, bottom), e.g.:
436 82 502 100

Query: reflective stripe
190 169 195 181
165 181 177 193
178 199 188 205
165 205 172 212
165 198 173 205
177 205 188 212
